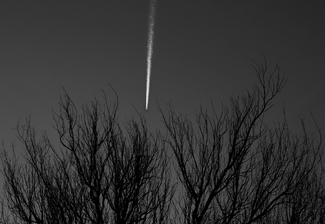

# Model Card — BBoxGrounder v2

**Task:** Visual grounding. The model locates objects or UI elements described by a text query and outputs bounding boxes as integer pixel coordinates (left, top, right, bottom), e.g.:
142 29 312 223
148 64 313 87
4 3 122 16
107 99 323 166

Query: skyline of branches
0 59 324 224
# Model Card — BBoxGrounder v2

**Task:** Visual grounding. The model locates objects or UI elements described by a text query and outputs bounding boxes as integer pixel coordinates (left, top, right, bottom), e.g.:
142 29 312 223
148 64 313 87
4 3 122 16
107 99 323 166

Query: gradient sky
0 0 324 153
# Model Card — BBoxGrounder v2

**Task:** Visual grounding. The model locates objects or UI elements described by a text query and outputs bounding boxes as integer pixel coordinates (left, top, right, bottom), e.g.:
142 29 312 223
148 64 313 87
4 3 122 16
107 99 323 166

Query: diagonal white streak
146 0 156 110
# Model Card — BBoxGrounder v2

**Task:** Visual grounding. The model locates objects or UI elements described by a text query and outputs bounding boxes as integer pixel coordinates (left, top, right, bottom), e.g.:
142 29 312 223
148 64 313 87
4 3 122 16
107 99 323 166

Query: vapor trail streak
146 0 156 110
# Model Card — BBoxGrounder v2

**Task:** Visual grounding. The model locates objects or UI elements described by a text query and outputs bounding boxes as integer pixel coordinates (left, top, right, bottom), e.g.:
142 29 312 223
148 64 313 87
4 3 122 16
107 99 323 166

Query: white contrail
146 0 157 110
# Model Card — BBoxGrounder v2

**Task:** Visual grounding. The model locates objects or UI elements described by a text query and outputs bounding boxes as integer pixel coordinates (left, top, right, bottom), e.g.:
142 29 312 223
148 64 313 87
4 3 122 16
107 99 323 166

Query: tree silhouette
0 91 174 224
159 59 324 224
1 58 324 224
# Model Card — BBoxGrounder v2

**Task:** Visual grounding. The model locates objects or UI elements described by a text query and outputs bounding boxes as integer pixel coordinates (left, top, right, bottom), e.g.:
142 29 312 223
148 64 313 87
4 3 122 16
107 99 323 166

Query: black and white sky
0 0 324 148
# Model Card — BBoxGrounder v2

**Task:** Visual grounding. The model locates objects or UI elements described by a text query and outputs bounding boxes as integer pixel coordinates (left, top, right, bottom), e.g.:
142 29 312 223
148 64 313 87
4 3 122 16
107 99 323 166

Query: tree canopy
1 59 324 224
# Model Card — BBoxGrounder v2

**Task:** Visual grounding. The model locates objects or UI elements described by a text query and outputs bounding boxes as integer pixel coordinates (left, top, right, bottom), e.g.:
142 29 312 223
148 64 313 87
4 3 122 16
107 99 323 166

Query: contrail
146 0 157 110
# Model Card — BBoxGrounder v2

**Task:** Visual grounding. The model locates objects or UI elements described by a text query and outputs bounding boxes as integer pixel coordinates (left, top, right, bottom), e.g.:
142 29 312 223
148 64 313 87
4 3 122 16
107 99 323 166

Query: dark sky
0 0 324 149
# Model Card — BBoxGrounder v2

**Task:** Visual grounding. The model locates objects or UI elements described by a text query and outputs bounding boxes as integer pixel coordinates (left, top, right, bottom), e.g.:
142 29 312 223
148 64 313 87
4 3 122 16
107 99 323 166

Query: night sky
0 1 324 155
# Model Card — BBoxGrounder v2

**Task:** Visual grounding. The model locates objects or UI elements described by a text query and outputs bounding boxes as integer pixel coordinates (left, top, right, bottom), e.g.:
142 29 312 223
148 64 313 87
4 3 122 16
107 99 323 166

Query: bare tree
0 90 174 224
160 58 324 224
1 58 323 224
